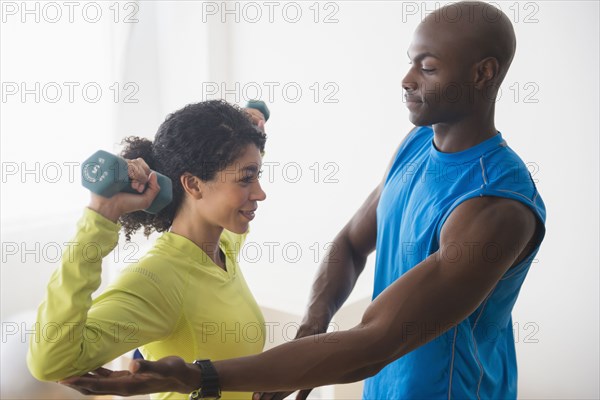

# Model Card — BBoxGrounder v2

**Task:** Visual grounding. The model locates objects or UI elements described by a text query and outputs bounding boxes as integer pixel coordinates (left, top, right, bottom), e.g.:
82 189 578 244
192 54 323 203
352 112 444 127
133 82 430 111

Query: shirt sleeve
27 208 181 381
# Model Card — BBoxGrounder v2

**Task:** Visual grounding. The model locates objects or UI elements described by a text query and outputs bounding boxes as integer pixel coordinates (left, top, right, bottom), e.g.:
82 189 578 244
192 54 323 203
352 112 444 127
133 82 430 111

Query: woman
27 100 268 400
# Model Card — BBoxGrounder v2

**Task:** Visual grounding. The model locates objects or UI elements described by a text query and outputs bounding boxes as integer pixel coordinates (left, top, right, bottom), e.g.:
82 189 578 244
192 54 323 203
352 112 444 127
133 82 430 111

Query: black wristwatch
189 359 221 400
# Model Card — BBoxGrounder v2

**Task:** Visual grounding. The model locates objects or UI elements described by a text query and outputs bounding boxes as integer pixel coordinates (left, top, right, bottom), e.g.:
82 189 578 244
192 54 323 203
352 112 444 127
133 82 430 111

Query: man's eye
422 68 435 73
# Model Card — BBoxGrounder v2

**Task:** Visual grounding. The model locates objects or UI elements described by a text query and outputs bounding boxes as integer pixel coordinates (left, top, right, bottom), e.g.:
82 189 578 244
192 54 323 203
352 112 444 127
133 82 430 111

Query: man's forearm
298 230 368 335
298 182 381 336
215 323 386 393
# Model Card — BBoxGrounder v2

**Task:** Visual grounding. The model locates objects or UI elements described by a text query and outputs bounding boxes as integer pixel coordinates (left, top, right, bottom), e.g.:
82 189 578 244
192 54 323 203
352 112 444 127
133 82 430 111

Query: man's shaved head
402 1 517 126
418 1 516 83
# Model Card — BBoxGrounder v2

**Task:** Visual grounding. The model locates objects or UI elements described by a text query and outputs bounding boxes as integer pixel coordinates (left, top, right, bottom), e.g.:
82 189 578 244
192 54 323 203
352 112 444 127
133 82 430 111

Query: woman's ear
180 173 203 199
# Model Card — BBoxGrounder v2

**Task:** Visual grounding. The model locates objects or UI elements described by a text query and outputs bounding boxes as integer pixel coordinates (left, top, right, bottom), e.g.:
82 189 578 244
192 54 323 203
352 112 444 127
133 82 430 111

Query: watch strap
189 359 221 400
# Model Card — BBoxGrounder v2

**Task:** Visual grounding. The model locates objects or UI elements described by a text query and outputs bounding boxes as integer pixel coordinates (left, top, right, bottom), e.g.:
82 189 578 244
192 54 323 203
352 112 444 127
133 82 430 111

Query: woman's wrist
87 198 121 223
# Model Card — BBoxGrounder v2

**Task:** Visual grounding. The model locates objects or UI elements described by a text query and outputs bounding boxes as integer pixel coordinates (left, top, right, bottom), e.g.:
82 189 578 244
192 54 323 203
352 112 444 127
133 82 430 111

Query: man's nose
402 68 418 92
402 78 418 93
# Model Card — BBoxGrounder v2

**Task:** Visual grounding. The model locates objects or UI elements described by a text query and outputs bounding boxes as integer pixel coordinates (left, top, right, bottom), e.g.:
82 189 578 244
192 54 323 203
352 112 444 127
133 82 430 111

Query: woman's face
199 144 266 234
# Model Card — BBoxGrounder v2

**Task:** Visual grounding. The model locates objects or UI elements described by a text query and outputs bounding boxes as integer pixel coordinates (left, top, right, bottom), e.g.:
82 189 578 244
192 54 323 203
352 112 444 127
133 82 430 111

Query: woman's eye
240 169 262 184
422 68 435 73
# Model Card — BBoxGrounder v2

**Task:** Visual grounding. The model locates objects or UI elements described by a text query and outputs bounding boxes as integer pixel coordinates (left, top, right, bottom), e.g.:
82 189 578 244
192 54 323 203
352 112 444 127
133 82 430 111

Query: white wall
1 1 598 399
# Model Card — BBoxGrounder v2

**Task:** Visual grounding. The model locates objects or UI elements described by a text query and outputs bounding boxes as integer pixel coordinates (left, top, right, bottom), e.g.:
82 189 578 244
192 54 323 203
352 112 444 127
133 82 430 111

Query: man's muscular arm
297 131 414 337
61 193 539 398
213 197 539 391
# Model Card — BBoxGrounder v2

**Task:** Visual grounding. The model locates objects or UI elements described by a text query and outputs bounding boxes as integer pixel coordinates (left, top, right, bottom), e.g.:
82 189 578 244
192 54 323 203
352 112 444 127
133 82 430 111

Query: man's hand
60 356 199 397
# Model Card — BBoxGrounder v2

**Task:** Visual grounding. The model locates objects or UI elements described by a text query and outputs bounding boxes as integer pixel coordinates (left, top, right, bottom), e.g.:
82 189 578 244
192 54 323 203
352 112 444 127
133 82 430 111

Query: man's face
402 20 478 126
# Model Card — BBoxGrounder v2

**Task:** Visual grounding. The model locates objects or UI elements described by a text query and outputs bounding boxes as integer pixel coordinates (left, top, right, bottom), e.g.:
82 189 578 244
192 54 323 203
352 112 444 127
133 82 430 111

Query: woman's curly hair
119 100 266 240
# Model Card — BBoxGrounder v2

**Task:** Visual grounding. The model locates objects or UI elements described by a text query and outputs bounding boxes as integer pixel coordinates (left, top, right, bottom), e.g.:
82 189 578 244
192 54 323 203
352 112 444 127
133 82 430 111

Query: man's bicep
341 168 389 257
343 185 380 257
439 196 538 284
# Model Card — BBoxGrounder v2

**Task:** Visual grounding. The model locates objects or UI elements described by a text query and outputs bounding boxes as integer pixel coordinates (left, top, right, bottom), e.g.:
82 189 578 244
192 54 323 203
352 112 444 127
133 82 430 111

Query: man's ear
180 173 203 199
474 57 500 89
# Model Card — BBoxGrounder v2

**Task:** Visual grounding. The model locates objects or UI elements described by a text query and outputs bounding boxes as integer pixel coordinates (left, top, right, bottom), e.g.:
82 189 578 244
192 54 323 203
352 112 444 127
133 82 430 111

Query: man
62 2 545 399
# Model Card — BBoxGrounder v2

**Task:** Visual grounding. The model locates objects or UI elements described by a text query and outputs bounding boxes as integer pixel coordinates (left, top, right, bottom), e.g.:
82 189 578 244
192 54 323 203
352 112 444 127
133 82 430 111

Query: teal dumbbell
81 150 173 214
246 100 270 121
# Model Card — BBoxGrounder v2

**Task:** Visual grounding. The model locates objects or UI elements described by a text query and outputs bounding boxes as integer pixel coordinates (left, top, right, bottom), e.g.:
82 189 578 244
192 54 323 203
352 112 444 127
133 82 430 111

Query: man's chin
408 114 430 127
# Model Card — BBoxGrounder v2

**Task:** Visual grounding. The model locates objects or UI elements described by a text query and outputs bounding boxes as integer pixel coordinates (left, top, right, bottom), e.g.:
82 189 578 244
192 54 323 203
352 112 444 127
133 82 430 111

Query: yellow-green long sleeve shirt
27 208 266 400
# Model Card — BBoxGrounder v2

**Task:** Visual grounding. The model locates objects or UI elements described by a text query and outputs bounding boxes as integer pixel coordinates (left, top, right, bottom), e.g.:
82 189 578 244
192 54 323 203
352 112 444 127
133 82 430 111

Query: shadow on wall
0 310 83 400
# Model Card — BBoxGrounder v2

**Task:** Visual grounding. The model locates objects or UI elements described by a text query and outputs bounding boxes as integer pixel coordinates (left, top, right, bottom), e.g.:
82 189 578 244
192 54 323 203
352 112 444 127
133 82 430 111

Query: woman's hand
88 157 161 223
244 108 267 133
